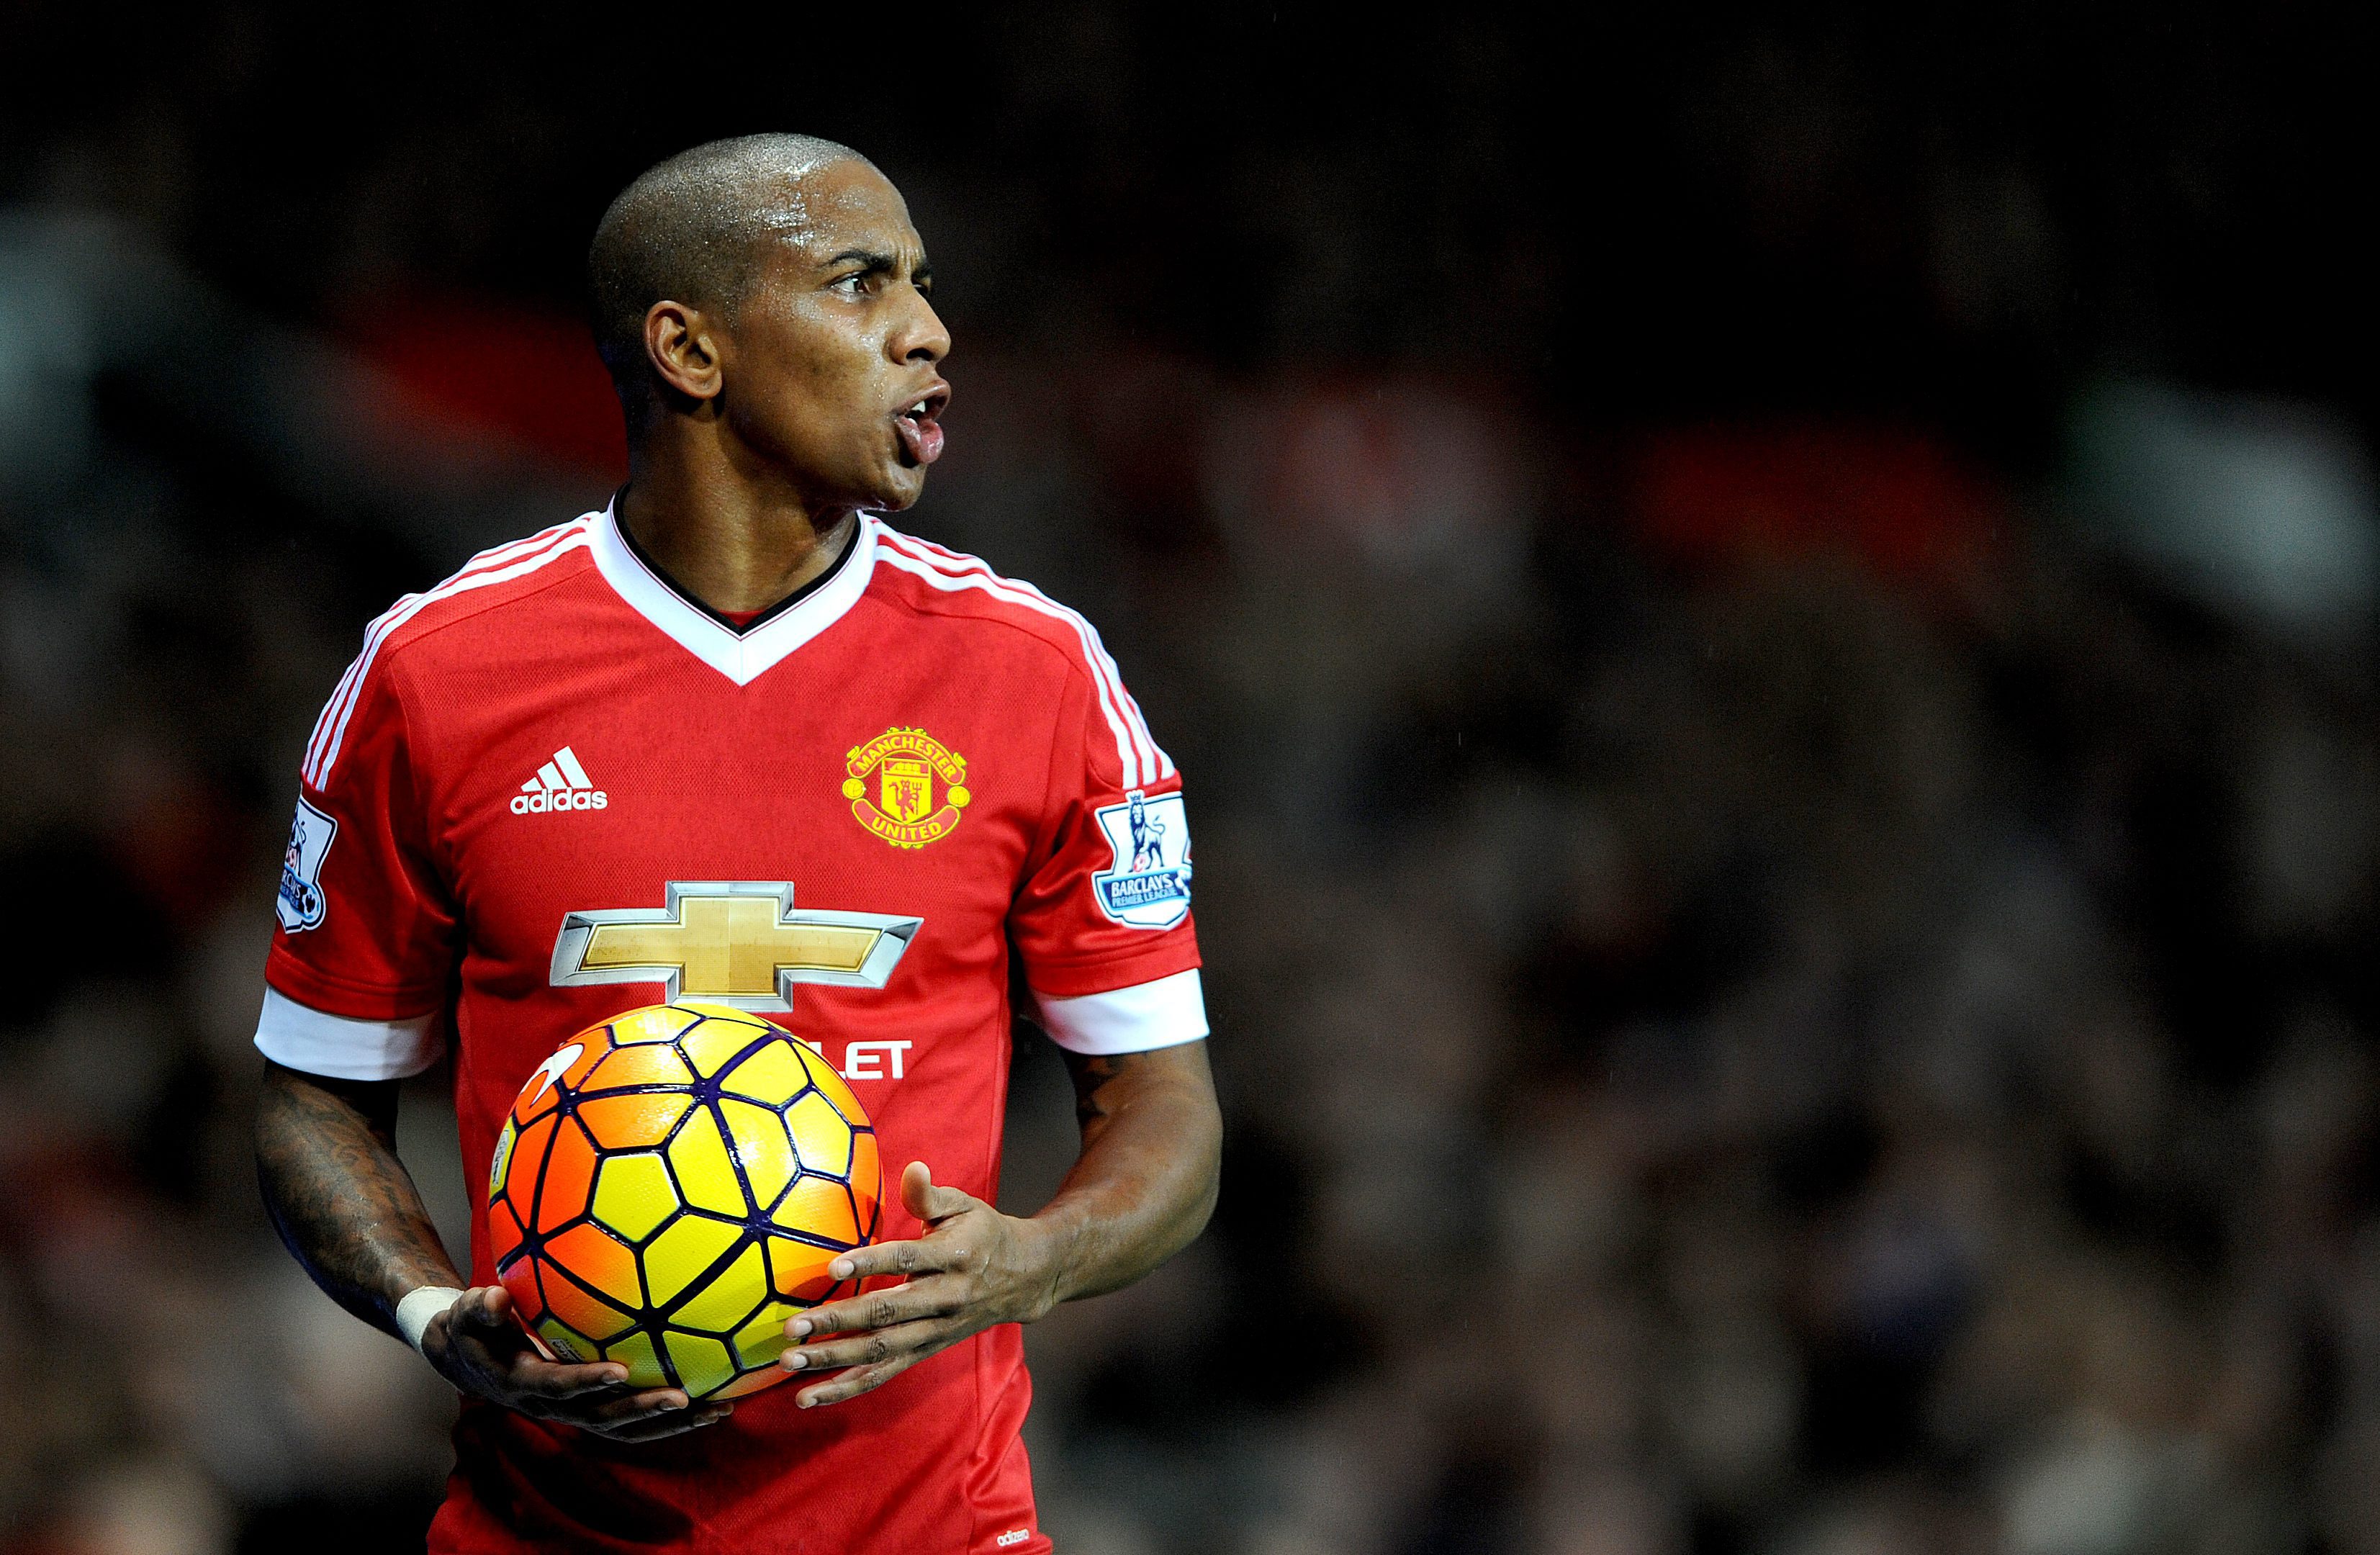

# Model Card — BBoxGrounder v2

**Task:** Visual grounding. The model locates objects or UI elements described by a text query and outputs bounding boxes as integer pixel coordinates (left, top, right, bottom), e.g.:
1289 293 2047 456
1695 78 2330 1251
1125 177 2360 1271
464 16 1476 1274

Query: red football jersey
258 502 1205 1555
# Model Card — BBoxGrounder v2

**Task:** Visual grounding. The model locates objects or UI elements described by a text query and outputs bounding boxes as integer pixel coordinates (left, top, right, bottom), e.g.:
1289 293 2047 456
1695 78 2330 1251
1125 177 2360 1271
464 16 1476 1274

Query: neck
616 431 857 616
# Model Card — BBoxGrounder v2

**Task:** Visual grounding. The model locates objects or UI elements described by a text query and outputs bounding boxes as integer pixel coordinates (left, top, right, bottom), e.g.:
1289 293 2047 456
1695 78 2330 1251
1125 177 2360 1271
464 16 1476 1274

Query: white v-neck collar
587 500 879 686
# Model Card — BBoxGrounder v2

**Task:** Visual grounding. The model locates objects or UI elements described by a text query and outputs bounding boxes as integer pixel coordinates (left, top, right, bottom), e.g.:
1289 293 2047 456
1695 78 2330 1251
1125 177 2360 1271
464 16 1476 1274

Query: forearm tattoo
255 1062 461 1336
1063 1050 1133 1134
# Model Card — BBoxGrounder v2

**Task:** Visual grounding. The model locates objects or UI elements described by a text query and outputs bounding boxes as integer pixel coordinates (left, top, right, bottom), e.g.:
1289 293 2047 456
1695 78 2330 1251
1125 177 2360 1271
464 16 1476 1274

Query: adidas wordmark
511 746 608 813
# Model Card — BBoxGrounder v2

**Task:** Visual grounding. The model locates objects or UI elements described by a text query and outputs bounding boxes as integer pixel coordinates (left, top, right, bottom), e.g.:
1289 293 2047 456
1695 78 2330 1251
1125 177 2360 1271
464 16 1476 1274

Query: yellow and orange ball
487 1003 882 1400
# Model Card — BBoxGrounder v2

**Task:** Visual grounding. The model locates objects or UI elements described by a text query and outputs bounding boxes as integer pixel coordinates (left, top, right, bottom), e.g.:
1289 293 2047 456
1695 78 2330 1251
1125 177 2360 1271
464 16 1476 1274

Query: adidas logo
510 746 609 814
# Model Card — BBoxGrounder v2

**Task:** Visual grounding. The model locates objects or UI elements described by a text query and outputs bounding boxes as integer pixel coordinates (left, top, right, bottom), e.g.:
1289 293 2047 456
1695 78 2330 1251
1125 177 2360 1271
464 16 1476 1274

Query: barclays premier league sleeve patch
276 797 337 932
1091 790 1193 929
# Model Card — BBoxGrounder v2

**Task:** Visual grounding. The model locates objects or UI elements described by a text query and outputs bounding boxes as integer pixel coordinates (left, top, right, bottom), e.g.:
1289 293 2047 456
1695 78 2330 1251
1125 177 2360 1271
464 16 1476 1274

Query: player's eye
830 271 873 296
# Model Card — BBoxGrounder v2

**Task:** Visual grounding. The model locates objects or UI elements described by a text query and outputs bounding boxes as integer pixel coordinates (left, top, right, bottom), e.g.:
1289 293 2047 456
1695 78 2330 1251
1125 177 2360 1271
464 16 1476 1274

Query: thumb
456 1284 512 1328
901 1161 973 1223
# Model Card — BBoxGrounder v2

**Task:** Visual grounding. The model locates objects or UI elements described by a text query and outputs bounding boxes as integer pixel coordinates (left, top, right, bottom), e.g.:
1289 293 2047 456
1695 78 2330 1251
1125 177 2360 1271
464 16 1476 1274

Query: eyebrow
826 248 931 287
827 248 895 273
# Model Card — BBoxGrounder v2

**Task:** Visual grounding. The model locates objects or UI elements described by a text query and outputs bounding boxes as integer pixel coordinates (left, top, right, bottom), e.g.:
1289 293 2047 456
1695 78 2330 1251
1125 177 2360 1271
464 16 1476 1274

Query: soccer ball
487 1002 883 1400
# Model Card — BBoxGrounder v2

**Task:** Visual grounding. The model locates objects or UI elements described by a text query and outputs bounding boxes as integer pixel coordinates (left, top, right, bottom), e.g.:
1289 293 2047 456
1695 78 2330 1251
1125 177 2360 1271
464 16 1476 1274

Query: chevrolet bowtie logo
549 882 920 1011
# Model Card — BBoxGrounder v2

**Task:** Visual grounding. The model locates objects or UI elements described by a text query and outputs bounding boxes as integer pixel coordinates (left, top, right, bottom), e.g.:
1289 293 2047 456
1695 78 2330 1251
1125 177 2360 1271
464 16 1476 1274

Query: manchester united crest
842 727 971 849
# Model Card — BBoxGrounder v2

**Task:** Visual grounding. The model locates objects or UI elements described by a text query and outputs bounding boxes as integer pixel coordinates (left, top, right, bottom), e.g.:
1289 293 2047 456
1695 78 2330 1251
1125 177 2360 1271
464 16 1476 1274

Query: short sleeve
1009 667 1206 1053
258 653 458 1078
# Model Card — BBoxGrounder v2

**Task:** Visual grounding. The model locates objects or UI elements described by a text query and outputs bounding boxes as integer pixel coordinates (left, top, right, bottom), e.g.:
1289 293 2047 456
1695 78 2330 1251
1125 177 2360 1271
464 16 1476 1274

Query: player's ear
644 300 724 404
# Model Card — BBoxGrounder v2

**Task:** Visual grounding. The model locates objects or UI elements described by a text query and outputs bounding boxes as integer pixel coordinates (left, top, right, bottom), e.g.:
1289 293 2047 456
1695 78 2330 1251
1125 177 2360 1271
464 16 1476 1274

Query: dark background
3 6 2379 1554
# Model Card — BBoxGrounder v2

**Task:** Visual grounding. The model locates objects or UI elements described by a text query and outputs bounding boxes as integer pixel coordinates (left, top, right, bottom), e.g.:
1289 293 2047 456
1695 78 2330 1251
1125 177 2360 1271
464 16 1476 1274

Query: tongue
896 413 945 465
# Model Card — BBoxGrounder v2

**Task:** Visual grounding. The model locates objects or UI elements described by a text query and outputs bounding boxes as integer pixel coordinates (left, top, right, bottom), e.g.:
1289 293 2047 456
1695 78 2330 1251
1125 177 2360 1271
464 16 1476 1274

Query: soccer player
253 134 1222 1554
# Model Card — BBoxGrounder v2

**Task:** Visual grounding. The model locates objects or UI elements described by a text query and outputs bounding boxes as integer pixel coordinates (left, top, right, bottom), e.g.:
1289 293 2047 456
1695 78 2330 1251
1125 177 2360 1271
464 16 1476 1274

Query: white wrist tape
395 1285 465 1353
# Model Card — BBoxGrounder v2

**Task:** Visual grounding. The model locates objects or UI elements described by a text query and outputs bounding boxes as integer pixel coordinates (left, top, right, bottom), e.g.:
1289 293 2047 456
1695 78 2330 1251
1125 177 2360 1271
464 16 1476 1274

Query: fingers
451 1315 628 1398
898 1160 937 1220
759 1164 1011 1413
825 1237 928 1286
580 1397 734 1442
823 1220 981 1286
430 1286 737 1438
793 1346 930 1409
587 1388 693 1421
813 1168 986 1289
789 1277 960 1340
780 1315 950 1379
505 1352 636 1400
898 1160 980 1225
449 1285 515 1329
435 1290 631 1399
587 1405 734 1442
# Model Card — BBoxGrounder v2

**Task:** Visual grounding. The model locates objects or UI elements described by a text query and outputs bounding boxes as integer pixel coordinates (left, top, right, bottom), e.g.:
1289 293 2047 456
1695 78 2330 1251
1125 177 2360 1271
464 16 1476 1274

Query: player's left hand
780 1160 1060 1407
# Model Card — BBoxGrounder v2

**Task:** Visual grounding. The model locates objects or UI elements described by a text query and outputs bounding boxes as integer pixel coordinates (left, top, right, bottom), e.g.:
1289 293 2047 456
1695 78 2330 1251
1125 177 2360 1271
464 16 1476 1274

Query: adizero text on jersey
258 503 1206 1555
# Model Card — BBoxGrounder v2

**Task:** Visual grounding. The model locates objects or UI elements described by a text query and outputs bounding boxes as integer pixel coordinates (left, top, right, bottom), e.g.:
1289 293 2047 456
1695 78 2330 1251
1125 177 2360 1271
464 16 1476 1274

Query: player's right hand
420 1285 731 1442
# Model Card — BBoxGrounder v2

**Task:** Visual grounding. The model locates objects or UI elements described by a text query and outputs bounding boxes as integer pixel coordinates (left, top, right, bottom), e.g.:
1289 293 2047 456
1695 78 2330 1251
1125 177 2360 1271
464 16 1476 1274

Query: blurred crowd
986 368 2380 1555
4 7 2379 1555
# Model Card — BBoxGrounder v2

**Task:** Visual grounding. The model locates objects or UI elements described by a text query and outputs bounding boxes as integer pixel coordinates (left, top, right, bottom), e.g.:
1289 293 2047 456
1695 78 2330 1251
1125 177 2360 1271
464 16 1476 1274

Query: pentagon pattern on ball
591 1152 675 1241
486 1003 883 1399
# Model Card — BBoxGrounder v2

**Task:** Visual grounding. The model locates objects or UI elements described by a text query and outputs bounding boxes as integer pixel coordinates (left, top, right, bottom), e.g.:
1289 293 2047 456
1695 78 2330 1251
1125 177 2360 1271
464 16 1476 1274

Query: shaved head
586 133 947 518
588 133 872 394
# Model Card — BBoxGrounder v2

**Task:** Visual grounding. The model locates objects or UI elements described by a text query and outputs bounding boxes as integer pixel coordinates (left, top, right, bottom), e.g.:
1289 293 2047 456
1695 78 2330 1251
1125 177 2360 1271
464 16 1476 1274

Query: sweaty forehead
756 162 920 264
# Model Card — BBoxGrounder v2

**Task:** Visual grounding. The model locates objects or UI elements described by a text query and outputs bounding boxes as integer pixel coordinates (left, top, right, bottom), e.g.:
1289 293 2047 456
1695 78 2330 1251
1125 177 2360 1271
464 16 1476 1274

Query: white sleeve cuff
254 986 445 1080
1028 968 1208 1055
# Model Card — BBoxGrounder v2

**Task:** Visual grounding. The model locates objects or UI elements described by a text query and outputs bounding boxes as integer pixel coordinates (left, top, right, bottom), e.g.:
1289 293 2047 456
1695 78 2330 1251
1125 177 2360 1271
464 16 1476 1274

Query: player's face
718 162 951 514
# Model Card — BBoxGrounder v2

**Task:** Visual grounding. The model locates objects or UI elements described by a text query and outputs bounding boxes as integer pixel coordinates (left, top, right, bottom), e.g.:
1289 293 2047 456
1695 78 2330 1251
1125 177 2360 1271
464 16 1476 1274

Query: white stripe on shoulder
873 526 1174 785
302 518 595 788
898 532 1176 782
871 526 1171 787
302 517 588 782
299 518 589 780
873 541 1142 786
891 531 1176 783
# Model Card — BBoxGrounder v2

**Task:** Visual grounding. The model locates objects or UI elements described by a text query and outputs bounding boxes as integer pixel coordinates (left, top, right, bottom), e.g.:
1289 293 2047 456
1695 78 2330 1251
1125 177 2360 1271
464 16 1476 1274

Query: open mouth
893 386 950 466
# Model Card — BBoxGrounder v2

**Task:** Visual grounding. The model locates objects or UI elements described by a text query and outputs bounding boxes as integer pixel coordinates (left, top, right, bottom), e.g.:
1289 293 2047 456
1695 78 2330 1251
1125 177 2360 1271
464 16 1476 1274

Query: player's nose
891 290 950 366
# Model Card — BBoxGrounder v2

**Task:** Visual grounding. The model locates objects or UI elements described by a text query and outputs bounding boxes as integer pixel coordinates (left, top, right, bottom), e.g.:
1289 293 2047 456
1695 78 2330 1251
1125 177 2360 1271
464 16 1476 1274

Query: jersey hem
253 986 445 1080
1029 968 1209 1054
